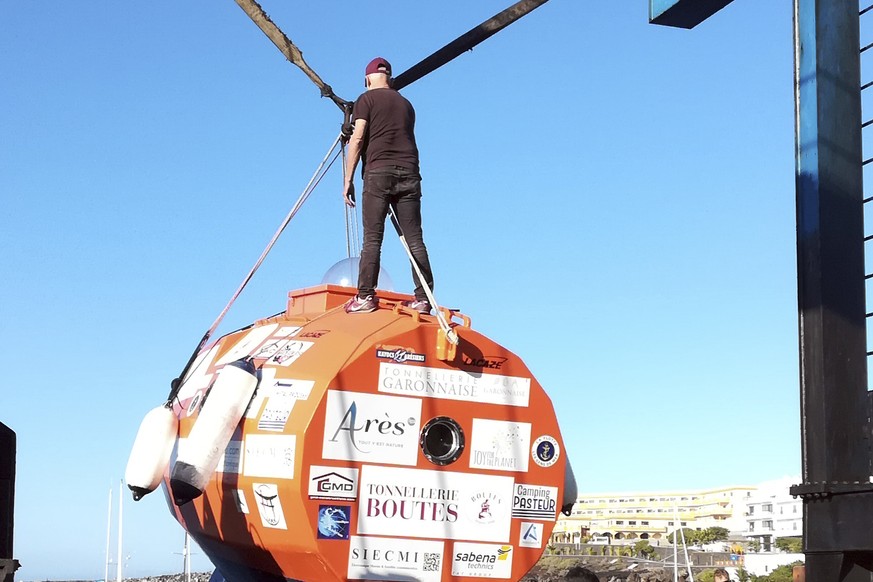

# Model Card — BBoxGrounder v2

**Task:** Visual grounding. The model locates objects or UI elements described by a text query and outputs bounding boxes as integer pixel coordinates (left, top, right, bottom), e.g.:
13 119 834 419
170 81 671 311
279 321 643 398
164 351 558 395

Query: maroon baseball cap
365 57 392 76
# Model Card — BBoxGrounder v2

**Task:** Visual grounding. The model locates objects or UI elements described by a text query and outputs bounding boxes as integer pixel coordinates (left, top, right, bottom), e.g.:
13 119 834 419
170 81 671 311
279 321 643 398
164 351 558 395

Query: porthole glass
420 416 465 466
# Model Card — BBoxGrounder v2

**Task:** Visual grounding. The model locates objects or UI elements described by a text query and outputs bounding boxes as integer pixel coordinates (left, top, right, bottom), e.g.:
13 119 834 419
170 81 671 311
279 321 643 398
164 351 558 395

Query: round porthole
420 416 465 466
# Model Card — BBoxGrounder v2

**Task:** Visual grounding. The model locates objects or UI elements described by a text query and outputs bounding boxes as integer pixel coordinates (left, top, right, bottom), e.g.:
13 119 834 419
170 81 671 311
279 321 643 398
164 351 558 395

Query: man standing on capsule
342 57 435 315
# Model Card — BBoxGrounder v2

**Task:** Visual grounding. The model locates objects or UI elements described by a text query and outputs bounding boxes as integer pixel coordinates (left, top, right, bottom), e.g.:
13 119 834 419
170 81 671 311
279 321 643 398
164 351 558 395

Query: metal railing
860 1 873 364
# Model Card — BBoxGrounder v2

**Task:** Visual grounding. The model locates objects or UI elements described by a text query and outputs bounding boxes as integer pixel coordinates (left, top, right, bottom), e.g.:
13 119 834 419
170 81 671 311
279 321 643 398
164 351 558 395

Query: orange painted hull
163 285 567 582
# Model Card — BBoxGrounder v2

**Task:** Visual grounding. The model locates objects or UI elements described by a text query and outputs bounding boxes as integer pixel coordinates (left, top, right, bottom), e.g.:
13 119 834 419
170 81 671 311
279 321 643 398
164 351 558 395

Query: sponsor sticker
250 327 302 360
256 378 315 431
322 391 421 466
269 340 314 367
378 363 531 407
251 338 291 360
519 522 544 548
348 536 444 582
464 489 509 528
243 434 296 479
317 505 351 540
217 324 279 365
511 483 558 520
357 465 514 542
461 354 509 371
216 440 243 474
247 369 314 421
233 489 249 514
531 435 560 468
451 542 513 579
308 465 359 501
257 401 294 432
269 377 315 400
376 346 426 364
299 329 330 339
469 418 531 473
253 483 287 529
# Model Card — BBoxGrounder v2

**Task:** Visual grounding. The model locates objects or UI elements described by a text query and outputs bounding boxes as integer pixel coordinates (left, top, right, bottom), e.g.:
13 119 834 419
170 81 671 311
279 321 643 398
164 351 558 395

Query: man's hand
341 122 354 144
343 182 356 207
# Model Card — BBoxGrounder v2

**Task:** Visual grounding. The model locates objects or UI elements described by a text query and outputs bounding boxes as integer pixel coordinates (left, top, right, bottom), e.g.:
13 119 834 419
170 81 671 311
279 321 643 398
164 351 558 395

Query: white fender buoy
125 404 179 501
562 456 578 515
170 358 258 505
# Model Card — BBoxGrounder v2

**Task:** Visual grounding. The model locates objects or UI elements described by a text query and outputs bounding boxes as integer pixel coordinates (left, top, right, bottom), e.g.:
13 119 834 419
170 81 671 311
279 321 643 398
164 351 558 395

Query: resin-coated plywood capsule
133 284 575 582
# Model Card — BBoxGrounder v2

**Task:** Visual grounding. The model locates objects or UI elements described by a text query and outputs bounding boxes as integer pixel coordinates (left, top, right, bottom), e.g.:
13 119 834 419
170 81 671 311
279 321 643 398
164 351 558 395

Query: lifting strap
387 206 459 345
166 132 345 404
233 0 350 111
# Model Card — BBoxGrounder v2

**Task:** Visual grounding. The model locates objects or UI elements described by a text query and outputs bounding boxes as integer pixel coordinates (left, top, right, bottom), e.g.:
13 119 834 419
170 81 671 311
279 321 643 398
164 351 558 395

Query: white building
744 552 804 576
553 476 804 548
553 486 756 544
743 477 802 550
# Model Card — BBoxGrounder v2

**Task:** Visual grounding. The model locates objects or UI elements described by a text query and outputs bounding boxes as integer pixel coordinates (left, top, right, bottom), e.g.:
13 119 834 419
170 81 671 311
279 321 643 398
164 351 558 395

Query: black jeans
358 166 434 301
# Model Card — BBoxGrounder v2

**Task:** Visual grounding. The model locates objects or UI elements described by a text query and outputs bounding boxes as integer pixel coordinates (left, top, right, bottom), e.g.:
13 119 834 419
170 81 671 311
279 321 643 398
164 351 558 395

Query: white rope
341 144 363 257
201 132 343 339
171 132 344 396
388 206 458 345
352 198 361 256
341 145 352 258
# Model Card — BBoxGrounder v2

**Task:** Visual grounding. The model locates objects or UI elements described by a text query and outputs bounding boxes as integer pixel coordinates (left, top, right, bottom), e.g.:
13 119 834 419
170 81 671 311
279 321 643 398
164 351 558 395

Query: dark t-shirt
353 87 419 172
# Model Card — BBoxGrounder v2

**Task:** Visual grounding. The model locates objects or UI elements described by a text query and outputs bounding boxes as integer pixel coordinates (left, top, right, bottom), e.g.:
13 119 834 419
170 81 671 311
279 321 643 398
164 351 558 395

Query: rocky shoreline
524 556 681 581
81 558 683 582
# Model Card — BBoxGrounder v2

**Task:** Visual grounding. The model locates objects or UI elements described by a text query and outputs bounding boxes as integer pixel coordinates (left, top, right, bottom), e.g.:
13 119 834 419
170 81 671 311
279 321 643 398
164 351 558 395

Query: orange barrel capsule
162 285 574 582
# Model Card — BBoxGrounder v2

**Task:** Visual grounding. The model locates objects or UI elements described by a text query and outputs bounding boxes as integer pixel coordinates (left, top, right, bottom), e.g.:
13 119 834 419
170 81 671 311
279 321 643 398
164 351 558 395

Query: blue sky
1 0 799 579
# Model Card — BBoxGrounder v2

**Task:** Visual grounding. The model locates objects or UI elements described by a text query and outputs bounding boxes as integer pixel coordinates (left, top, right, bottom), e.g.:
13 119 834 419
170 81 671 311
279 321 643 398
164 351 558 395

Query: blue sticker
531 435 560 468
317 505 351 540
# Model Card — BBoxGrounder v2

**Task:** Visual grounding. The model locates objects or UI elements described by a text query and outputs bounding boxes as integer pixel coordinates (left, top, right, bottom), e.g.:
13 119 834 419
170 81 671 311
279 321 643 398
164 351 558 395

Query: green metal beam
649 0 735 28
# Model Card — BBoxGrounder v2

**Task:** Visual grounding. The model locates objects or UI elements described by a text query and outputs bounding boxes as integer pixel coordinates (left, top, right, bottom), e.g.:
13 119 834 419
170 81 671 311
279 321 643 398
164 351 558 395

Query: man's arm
343 119 367 207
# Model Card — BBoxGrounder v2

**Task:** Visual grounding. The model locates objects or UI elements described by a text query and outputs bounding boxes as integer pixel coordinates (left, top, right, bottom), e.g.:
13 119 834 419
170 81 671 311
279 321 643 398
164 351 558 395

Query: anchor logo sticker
531 435 560 468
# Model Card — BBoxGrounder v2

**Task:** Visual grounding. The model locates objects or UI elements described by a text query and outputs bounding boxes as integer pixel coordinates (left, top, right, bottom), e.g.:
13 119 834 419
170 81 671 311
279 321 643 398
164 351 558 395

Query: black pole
0 423 18 582
792 0 873 579
392 0 549 91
